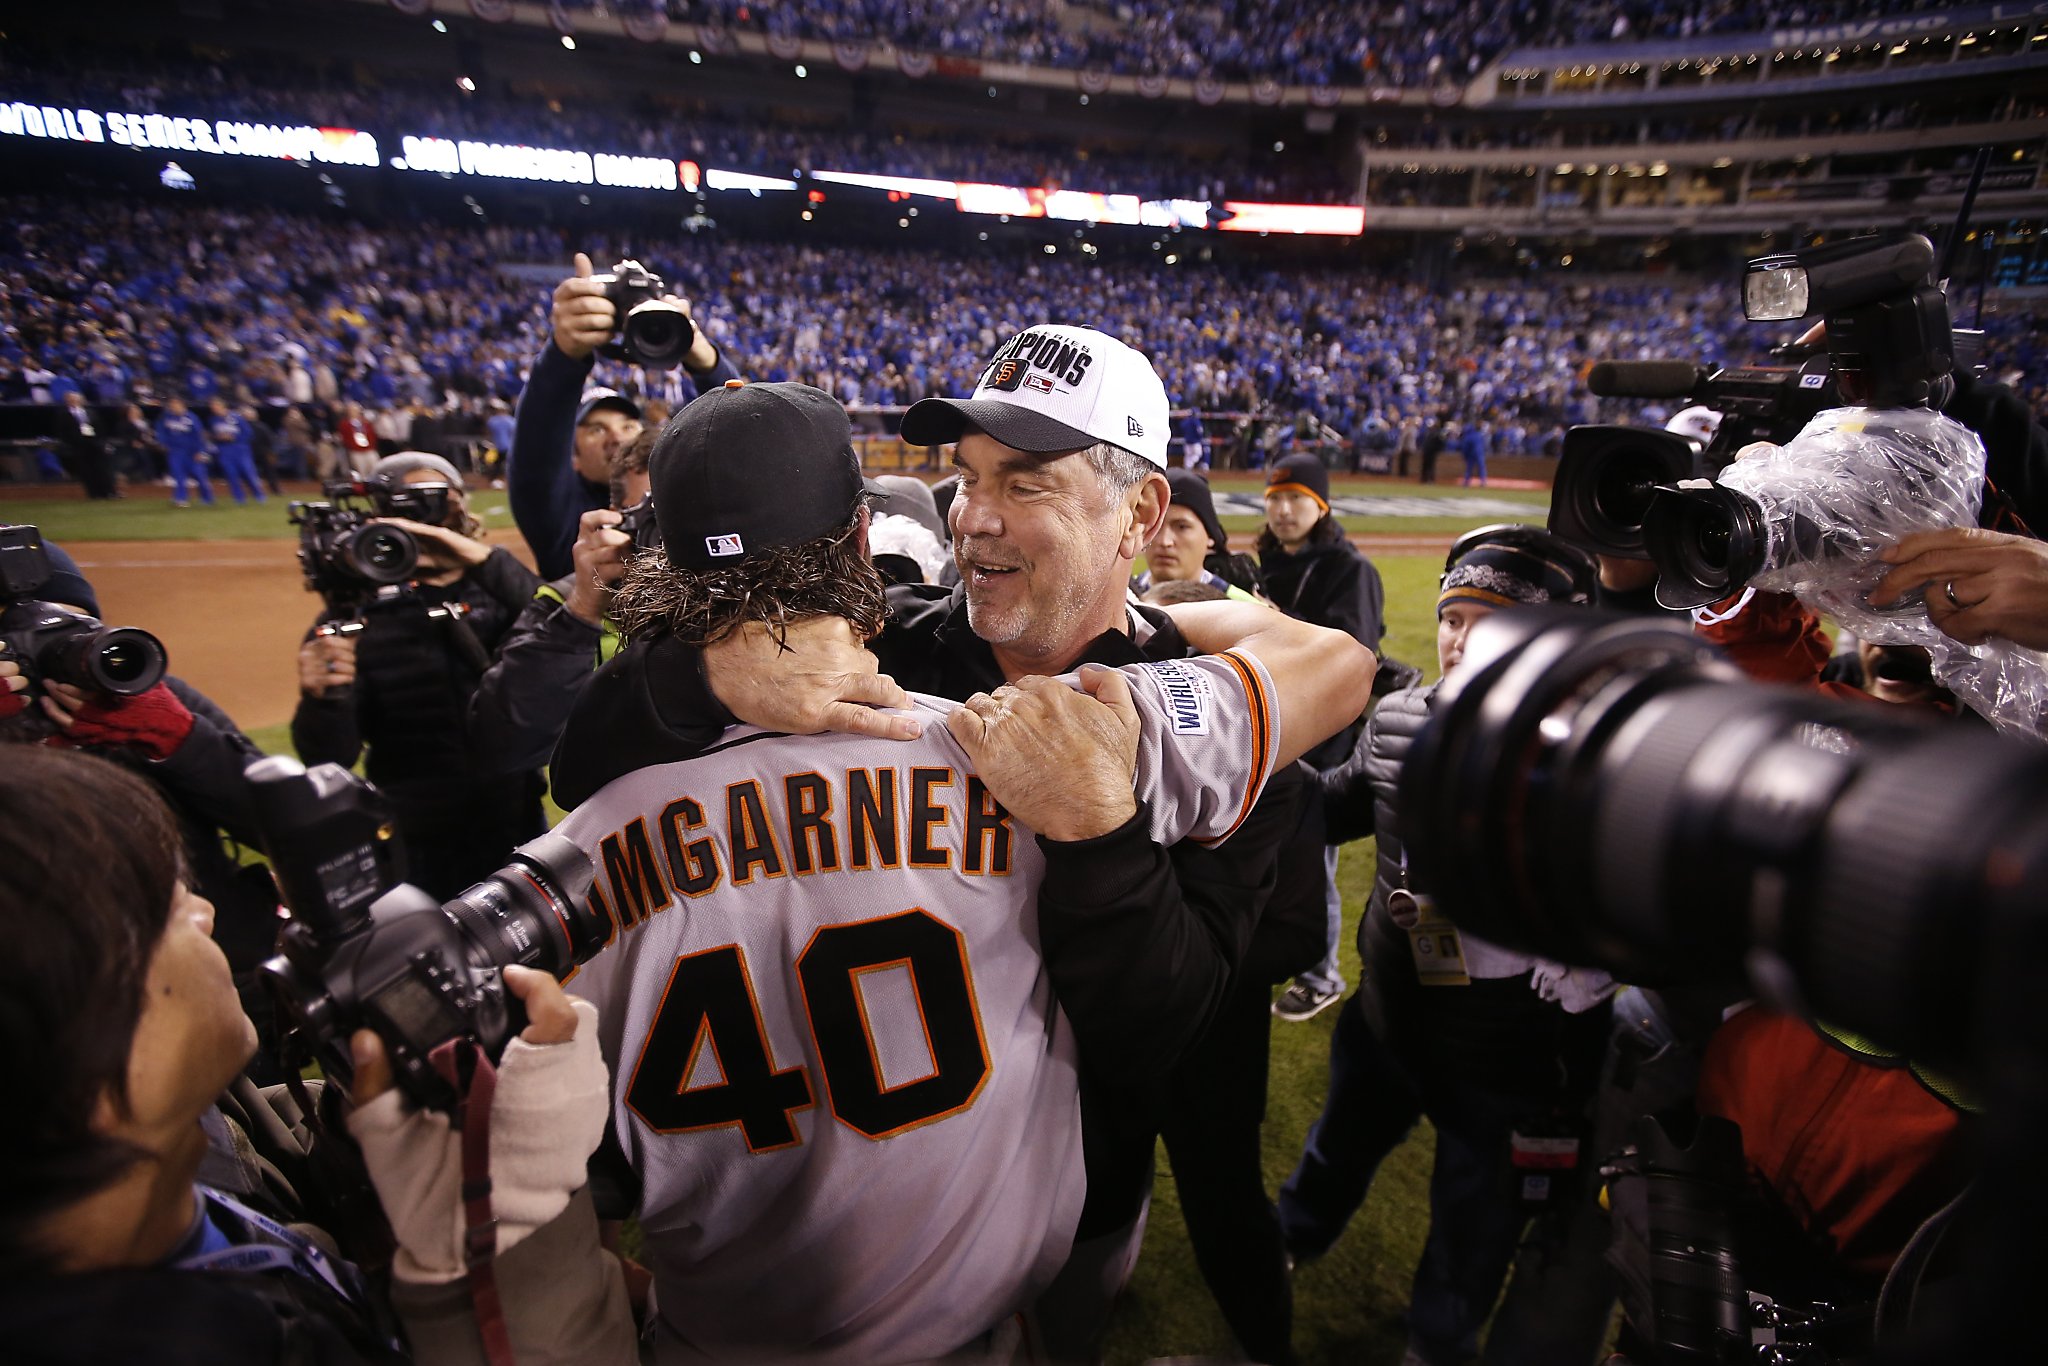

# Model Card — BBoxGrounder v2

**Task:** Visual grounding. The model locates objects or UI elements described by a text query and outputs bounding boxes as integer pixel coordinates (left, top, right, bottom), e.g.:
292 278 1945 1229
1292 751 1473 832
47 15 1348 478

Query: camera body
247 756 610 1111
0 524 167 697
615 491 663 555
289 483 420 608
589 258 696 369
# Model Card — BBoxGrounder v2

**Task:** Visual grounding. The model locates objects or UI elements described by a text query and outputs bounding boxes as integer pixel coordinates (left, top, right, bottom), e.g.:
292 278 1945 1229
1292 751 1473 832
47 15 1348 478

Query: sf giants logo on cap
706 534 744 557
980 330 1095 393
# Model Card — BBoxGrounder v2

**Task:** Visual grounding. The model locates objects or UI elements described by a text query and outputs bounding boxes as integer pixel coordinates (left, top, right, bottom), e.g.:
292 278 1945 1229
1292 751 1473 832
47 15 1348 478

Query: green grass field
9 486 523 542
11 476 1545 545
27 477 1550 1365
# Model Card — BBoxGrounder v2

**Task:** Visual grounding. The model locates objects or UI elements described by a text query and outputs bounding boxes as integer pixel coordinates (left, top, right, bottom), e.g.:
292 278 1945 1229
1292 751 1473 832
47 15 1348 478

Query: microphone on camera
1587 360 1708 399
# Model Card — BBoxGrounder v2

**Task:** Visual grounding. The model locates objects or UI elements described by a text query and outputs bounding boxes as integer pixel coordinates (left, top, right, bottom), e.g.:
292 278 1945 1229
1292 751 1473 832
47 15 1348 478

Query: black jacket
466 575 607 775
1260 520 1384 767
83 676 278 972
549 583 1306 1234
292 549 545 888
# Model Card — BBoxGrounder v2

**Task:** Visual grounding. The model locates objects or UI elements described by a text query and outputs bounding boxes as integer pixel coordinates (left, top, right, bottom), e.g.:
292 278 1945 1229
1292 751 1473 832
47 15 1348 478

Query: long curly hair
611 512 887 648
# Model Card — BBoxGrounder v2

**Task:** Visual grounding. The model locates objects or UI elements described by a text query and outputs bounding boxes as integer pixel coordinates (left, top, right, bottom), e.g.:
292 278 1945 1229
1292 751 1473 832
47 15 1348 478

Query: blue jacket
157 411 208 460
208 412 253 452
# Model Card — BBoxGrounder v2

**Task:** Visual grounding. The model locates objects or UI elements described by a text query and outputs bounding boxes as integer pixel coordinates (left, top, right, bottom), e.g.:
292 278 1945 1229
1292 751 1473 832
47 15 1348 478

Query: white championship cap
900 324 1171 468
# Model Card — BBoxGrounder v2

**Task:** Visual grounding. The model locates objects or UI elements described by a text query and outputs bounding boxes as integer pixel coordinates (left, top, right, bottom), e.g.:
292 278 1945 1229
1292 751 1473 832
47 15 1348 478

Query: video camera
0 524 167 698
1551 233 1985 610
289 482 420 608
247 756 610 1112
589 258 696 369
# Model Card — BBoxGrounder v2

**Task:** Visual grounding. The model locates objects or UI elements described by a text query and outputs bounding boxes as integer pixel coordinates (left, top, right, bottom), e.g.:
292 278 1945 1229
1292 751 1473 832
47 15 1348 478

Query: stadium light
432 19 447 34
562 36 576 50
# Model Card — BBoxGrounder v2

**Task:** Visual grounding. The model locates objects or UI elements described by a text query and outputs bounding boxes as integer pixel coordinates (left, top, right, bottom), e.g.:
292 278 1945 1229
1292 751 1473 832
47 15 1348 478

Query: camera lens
344 524 420 584
1399 609 2048 1070
51 624 169 696
1589 449 1662 533
90 628 168 693
1641 485 1770 611
441 829 608 976
621 302 695 368
1688 519 1730 574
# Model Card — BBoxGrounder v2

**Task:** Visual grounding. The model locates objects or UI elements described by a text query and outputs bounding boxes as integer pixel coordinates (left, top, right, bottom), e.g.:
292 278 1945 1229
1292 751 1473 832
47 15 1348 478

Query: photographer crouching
292 454 546 899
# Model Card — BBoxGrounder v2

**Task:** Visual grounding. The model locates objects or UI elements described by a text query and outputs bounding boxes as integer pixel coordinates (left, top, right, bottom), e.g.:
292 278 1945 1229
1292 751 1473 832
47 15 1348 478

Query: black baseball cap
651 380 864 571
1163 467 1229 556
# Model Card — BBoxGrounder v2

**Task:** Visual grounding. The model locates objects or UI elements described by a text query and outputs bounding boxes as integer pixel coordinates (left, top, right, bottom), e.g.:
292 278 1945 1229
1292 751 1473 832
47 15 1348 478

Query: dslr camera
589 258 696 369
0 523 167 698
615 491 663 555
288 482 420 609
1551 232 1981 609
248 756 611 1111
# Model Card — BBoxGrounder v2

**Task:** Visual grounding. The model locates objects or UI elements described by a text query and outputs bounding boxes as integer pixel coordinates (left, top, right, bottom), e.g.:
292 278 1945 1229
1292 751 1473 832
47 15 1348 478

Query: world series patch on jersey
551 650 1278 1362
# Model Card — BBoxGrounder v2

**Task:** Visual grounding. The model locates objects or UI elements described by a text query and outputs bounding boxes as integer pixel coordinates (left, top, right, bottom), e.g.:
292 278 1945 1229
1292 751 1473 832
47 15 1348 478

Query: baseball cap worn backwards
900 324 1170 468
652 380 864 571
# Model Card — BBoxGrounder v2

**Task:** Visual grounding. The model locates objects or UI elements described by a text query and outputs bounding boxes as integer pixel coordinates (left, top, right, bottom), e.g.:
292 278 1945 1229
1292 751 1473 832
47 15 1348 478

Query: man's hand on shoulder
703 615 920 740
948 666 1139 842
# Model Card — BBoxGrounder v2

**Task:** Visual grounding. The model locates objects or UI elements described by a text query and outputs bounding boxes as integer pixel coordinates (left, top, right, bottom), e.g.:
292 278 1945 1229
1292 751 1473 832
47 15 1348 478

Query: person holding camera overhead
508 253 738 581
292 453 544 900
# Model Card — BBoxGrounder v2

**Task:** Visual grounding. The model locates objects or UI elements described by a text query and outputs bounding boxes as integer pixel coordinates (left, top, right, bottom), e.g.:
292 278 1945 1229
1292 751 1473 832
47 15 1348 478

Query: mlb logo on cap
706 534 745 558
898 323 1172 468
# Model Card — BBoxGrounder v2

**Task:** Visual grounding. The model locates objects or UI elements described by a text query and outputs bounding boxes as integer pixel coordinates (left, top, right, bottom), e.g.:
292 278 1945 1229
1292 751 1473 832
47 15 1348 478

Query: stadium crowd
9 197 2045 491
673 0 1956 86
0 198 1742 469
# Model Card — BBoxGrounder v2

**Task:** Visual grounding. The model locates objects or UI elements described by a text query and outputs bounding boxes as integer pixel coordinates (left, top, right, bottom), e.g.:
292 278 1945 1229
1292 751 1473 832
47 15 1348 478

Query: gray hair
1081 441 1157 505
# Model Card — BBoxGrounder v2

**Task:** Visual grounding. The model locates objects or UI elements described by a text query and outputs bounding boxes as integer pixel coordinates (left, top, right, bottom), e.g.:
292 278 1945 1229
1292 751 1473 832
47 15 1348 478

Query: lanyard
176 1187 361 1307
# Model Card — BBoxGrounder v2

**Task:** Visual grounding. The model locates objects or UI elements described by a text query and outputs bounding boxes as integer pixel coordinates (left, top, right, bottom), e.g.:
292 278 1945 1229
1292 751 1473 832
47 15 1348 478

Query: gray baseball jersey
552 649 1278 1362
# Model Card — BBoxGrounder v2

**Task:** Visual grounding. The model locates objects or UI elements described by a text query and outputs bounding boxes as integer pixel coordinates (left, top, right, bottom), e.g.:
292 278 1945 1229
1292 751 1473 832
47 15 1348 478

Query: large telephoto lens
442 828 608 977
342 522 419 584
1399 608 2048 1072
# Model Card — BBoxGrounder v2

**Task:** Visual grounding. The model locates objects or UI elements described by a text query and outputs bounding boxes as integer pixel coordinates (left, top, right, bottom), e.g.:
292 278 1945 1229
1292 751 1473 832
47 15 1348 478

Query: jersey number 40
626 907 990 1150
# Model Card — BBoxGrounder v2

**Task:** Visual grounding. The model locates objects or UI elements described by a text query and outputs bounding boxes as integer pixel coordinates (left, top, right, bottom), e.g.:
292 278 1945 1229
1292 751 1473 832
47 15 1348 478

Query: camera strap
428 1035 517 1366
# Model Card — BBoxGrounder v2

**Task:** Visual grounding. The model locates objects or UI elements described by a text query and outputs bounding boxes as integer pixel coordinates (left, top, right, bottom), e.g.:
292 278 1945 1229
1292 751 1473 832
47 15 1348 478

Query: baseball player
550 380 1363 1362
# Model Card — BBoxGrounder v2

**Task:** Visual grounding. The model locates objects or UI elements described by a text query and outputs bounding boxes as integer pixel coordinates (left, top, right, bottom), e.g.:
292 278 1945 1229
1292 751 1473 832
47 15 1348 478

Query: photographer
467 430 652 775
0 747 634 1365
2 544 291 1077
292 454 545 900
509 253 736 581
1278 527 1615 1366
